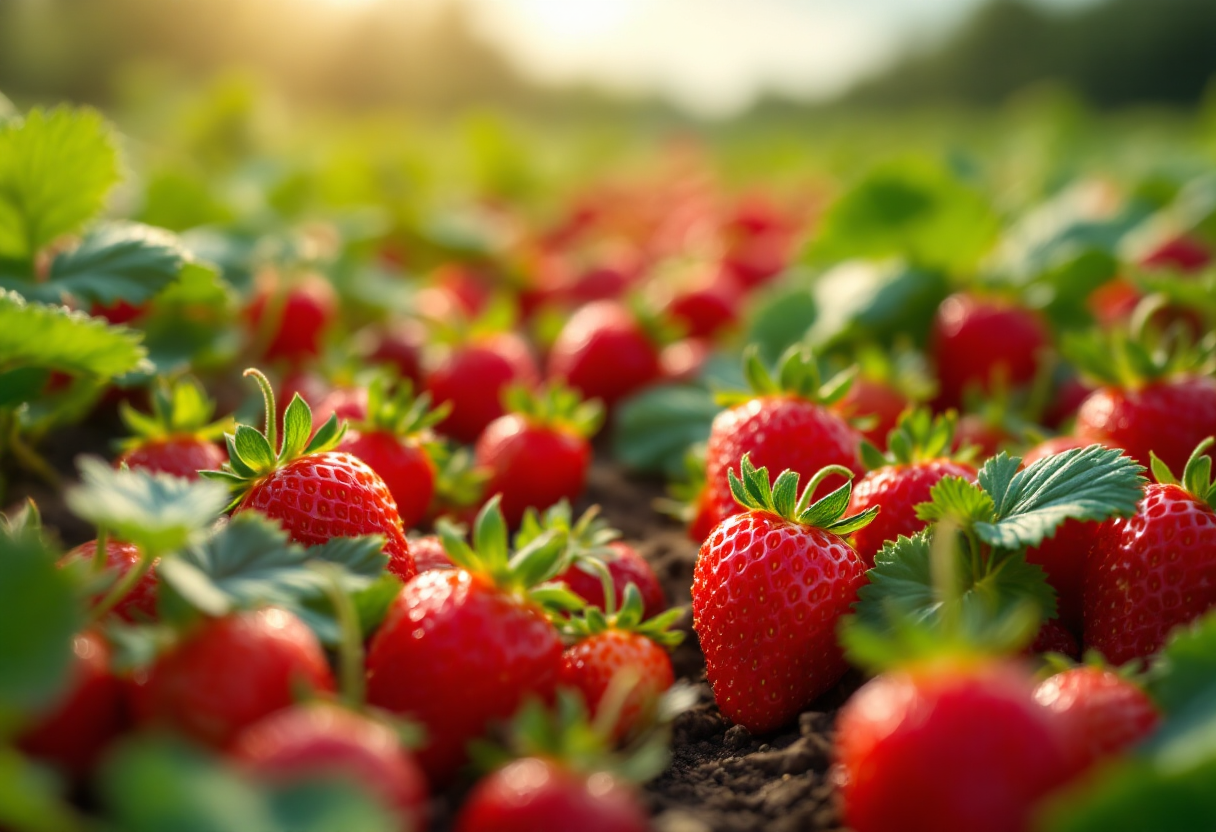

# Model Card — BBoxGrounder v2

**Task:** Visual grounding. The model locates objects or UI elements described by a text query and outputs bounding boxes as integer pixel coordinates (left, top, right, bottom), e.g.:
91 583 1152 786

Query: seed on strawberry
475 384 602 527
203 368 415 582
336 376 450 531
1084 438 1216 664
18 631 125 776
231 703 430 832
704 345 863 530
365 497 570 784
132 607 334 747
1033 665 1160 771
847 409 977 565
114 376 230 479
693 455 874 732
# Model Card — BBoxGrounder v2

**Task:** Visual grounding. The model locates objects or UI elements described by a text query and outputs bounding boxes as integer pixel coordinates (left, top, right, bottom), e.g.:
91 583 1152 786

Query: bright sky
461 0 1100 117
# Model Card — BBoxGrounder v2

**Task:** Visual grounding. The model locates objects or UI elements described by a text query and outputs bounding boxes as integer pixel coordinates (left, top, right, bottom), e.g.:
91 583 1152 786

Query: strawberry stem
244 368 278 455
795 464 855 514
91 526 109 575
316 562 366 709
88 543 155 623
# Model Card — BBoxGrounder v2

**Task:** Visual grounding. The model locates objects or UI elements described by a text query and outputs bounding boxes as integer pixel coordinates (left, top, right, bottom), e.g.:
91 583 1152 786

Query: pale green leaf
0 290 149 380
41 222 187 306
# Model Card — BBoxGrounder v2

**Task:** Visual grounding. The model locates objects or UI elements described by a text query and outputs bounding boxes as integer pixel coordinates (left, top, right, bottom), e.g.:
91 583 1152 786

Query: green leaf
611 384 722 477
0 290 149 380
974 445 1146 550
0 526 81 713
808 158 998 274
0 748 84 832
64 457 229 556
915 476 995 526
743 281 818 365
279 395 313 463
1145 610 1216 716
27 222 186 307
0 367 49 408
975 453 1023 517
0 106 120 259
140 262 239 374
232 425 275 473
807 260 951 350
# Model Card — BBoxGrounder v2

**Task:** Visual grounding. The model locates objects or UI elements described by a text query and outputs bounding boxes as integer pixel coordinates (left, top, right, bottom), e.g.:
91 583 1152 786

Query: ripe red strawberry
410 534 454 572
659 337 711 383
930 293 1049 410
246 270 337 365
693 456 874 732
91 298 146 325
114 377 230 479
475 384 602 527
951 412 1009 458
61 539 158 622
1028 619 1081 659
133 607 334 747
703 346 862 530
18 631 125 776
547 300 663 409
557 583 681 740
1140 234 1211 271
836 661 1075 832
519 503 666 620
312 386 368 428
365 498 569 784
363 320 426 388
1033 665 1160 770
426 332 540 443
456 758 647 832
1022 438 1116 632
662 264 741 341
1076 376 1216 473
204 369 415 582
831 377 911 448
231 703 429 832
337 377 449 531
847 410 977 565
1084 439 1216 664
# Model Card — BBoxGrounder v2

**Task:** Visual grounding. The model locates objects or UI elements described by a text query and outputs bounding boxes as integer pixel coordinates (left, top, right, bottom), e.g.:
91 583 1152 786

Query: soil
4 415 853 832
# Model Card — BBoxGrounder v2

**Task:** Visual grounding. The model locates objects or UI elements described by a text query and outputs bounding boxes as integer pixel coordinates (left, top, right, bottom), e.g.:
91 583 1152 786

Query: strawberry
91 298 146 325
693 455 874 732
847 410 977 565
365 498 570 784
336 376 449 530
1140 234 1211 271
409 534 454 572
1033 665 1160 771
547 300 663 409
204 369 415 582
246 270 337 365
519 503 666 620
114 377 230 479
455 757 648 832
426 331 540 444
18 631 125 776
662 263 741 341
930 293 1049 410
133 607 334 747
836 661 1075 832
231 703 429 832
1030 619 1081 659
311 385 369 428
61 539 158 622
703 346 862 530
831 377 911 448
363 320 426 388
475 384 602 527
557 583 682 740
1084 438 1216 664
1067 323 1216 472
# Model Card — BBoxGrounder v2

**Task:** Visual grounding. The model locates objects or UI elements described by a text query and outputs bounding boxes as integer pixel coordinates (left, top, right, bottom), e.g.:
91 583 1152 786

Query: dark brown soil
5 425 852 832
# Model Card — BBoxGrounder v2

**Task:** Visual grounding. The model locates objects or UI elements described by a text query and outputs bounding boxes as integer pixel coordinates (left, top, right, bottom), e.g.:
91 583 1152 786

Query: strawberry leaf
140 262 239 374
34 222 187 306
611 383 720 478
915 476 995 526
0 522 81 712
0 747 84 832
65 458 229 556
1145 610 1216 717
973 445 1146 549
0 290 149 382
0 106 120 260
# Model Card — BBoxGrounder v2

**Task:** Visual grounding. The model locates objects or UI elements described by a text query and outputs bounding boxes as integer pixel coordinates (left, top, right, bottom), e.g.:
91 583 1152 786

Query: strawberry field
3 88 1216 832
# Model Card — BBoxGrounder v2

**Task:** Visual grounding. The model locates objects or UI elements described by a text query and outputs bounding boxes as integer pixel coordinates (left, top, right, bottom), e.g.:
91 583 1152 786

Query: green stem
92 526 110 574
89 544 157 623
318 563 365 709
8 431 61 490
244 368 278 454
582 555 617 617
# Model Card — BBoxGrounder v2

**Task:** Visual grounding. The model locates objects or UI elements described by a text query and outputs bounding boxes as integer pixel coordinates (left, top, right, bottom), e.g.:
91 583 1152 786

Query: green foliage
0 747 83 832
727 453 877 534
0 106 120 260
808 158 999 274
806 260 950 351
64 457 229 556
118 375 231 447
140 262 240 374
611 384 721 478
437 496 569 594
861 408 962 469
501 382 603 439
1150 437 1216 508
0 291 149 385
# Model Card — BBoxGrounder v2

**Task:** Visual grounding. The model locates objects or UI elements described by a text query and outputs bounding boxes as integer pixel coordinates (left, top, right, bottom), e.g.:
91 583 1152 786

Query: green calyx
436 495 571 596
118 376 232 451
516 500 619 564
717 343 855 408
728 453 878 535
429 443 488 515
561 581 686 650
502 383 604 439
201 368 346 499
1063 305 1216 390
1151 437 1216 509
859 408 971 470
351 373 450 441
